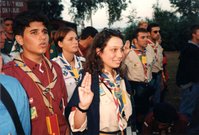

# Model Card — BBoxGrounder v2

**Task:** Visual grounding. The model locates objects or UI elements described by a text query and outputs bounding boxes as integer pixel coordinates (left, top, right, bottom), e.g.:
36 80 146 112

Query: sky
61 0 173 29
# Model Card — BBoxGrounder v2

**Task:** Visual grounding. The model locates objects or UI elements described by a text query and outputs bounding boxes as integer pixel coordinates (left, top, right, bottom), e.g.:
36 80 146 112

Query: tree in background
27 0 63 21
169 0 199 50
69 0 130 27
124 0 199 51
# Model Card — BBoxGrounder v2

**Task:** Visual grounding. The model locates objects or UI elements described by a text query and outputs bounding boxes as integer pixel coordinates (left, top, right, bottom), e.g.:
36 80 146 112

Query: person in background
124 28 155 133
138 20 148 30
3 11 69 135
147 23 163 105
176 24 199 121
2 18 15 55
0 56 31 135
52 27 84 102
142 102 189 135
77 26 98 57
49 30 59 59
66 28 132 135
0 23 12 64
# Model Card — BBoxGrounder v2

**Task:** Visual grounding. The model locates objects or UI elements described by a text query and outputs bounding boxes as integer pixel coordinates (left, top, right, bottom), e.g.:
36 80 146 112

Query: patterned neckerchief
99 71 126 130
58 53 83 83
132 45 148 81
147 39 159 61
14 54 57 114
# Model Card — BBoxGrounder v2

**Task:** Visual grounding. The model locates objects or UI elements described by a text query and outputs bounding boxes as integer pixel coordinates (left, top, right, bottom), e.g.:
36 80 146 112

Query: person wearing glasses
52 27 84 102
66 28 132 135
147 23 163 105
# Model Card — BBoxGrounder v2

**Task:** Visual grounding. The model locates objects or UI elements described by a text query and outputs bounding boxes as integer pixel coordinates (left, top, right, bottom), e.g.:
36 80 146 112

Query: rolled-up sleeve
68 110 87 132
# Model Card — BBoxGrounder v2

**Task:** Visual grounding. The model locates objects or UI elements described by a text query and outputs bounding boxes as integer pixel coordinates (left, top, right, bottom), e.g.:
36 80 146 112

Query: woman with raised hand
66 28 132 135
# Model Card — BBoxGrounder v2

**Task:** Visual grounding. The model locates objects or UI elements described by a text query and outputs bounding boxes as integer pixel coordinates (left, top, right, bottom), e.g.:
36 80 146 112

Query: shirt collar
188 40 199 48
22 55 42 71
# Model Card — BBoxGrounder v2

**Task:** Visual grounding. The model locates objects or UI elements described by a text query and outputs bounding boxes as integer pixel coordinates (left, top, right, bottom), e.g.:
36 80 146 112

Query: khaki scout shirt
147 41 163 73
124 48 155 82
69 79 132 132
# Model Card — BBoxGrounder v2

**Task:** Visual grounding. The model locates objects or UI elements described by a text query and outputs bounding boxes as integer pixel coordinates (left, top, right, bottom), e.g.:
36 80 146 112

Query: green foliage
69 0 98 24
170 0 199 17
27 0 63 20
123 23 137 43
69 0 129 26
106 0 128 26
149 0 199 51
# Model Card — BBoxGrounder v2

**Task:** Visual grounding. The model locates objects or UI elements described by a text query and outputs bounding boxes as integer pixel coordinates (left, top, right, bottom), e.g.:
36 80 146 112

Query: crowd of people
0 10 199 135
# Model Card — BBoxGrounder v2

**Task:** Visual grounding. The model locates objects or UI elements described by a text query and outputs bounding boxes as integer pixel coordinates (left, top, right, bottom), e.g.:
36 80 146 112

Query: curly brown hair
83 28 126 77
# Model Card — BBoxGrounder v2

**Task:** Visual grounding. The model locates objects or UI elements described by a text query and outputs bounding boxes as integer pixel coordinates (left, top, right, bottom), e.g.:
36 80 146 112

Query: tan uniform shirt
124 48 155 82
69 79 132 132
147 41 163 73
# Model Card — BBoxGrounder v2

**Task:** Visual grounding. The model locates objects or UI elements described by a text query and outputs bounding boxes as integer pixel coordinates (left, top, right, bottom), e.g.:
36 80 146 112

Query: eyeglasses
153 30 160 34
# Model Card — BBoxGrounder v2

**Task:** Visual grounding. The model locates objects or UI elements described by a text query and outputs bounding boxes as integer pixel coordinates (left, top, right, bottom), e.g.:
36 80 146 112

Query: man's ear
15 35 23 46
58 41 63 48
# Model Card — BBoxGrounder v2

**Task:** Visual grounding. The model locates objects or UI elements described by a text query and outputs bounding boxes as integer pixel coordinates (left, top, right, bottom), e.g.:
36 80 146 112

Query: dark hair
190 24 199 38
147 23 160 32
3 18 14 23
13 11 49 36
54 27 77 53
80 26 98 40
132 28 148 40
83 28 125 77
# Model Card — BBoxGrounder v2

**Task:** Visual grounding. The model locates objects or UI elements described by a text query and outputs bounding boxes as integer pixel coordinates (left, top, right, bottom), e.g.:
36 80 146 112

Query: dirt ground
164 51 181 109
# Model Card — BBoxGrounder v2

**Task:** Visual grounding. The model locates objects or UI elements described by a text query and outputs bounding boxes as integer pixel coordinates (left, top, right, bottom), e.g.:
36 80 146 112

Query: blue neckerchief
58 53 83 83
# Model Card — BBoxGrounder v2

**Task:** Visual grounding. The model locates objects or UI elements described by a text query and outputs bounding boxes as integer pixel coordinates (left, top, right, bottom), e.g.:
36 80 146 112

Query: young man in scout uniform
147 23 163 104
124 28 155 133
3 11 69 135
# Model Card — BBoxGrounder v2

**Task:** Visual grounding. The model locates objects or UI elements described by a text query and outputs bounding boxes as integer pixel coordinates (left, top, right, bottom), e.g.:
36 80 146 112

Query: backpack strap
0 84 25 135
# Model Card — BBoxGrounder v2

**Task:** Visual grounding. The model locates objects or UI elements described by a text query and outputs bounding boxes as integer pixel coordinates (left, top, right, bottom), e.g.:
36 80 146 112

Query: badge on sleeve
99 86 106 96
31 106 38 119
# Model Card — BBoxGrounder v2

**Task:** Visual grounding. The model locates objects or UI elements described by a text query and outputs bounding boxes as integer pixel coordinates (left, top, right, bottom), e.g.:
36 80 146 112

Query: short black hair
190 24 199 38
132 28 148 40
80 26 98 40
3 18 14 22
13 10 49 36
147 23 160 32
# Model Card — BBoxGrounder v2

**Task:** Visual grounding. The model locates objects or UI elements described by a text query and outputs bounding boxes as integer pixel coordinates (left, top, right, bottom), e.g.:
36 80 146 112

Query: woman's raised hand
78 72 94 110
